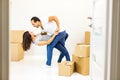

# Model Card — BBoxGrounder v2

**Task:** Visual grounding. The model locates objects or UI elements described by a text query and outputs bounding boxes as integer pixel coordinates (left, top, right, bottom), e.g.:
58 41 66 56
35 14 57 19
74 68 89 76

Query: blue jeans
46 31 71 66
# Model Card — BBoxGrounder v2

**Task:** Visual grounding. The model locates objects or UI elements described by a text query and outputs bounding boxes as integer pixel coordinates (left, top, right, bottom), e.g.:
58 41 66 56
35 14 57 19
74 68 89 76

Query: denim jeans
46 31 71 66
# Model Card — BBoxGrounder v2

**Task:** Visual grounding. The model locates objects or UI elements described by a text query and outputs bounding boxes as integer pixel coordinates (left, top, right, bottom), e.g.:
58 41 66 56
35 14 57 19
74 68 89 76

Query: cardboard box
10 30 24 43
10 43 24 61
72 54 89 75
58 61 74 76
85 31 90 44
74 44 90 57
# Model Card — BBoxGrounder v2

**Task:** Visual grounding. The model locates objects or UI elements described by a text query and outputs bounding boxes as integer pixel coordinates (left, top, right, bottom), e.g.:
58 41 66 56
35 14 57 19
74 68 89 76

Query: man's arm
37 30 58 46
48 16 60 29
37 34 56 46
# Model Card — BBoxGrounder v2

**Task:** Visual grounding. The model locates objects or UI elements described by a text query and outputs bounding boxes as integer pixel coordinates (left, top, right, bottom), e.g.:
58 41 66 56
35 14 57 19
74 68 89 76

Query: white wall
9 0 93 56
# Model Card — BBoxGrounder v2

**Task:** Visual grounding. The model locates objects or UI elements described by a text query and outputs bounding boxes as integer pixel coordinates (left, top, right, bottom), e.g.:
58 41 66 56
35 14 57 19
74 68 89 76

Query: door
90 0 108 80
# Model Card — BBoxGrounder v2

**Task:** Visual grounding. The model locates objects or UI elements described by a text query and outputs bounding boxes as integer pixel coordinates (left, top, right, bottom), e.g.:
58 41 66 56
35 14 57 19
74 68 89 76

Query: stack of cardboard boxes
72 31 90 75
10 30 24 61
58 31 90 76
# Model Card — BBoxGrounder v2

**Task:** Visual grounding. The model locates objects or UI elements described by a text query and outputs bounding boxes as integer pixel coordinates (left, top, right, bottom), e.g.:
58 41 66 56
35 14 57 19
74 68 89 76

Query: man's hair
31 16 40 22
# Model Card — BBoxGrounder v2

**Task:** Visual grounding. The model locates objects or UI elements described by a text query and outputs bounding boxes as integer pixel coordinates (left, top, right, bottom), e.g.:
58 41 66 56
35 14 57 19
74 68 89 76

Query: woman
22 30 58 51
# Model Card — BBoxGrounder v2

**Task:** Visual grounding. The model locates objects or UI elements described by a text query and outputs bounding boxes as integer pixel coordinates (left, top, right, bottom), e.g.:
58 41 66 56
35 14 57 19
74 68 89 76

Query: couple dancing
22 16 71 67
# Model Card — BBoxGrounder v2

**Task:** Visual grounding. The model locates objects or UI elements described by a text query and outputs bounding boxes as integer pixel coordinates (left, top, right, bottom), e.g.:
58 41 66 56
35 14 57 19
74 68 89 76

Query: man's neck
39 22 44 30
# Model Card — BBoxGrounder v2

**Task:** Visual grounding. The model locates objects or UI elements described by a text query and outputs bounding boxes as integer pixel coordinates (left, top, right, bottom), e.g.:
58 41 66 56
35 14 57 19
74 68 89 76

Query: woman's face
29 31 35 38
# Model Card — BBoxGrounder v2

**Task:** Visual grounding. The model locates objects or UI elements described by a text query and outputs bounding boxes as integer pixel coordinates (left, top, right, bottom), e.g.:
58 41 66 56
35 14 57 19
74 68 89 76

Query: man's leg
55 43 71 63
46 31 67 66
59 32 68 46
49 31 67 47
57 33 69 62
46 45 54 66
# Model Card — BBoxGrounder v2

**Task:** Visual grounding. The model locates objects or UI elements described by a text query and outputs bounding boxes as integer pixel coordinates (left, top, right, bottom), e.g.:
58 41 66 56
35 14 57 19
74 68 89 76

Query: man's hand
54 30 59 35
40 32 47 35
55 28 60 32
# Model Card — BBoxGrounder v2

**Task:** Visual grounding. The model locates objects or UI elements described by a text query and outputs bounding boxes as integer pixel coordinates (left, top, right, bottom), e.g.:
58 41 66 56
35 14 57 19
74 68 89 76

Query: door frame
0 0 119 80
0 0 9 80
106 0 120 80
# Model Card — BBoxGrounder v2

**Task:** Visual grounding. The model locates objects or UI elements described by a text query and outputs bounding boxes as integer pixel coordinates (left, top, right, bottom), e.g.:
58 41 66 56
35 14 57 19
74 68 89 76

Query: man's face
31 20 40 28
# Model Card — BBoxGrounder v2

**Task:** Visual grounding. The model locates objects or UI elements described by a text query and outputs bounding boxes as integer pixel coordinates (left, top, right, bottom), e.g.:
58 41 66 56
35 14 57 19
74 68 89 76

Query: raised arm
48 16 60 29
37 30 58 46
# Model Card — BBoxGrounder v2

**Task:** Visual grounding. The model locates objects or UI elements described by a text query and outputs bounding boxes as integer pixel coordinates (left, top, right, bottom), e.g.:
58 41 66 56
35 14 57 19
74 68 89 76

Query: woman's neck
32 35 36 42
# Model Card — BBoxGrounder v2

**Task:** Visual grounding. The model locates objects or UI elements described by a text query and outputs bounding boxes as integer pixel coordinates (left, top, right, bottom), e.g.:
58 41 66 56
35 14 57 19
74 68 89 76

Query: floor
9 55 90 80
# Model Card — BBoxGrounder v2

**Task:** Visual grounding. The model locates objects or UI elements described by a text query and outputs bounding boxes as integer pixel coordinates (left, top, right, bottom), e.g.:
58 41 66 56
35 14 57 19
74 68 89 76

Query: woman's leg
55 43 71 63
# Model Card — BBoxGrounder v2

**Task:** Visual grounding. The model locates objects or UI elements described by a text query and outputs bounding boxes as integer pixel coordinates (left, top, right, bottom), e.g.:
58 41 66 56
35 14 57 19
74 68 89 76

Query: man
31 16 71 66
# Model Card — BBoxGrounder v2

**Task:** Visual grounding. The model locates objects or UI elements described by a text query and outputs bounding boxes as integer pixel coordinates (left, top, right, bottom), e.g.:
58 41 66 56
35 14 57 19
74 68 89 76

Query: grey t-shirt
33 34 51 45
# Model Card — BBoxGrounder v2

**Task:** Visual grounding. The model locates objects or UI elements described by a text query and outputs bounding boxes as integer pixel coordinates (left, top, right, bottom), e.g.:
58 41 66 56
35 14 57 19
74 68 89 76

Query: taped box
74 44 90 57
10 43 24 61
10 30 24 43
72 54 89 75
58 61 74 76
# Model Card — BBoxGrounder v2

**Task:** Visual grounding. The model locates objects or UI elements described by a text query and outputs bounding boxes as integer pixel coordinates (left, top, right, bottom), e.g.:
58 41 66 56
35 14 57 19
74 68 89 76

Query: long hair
22 31 32 51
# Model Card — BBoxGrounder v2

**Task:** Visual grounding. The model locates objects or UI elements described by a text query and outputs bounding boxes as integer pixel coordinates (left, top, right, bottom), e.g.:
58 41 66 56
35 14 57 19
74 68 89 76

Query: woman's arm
37 31 58 46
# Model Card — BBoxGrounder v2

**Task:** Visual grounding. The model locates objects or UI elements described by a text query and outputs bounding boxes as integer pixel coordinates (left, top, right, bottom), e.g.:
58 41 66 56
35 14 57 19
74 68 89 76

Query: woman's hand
40 32 47 35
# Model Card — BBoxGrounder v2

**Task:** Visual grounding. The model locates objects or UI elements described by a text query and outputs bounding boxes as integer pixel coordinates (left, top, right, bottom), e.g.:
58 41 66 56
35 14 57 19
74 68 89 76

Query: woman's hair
22 31 32 51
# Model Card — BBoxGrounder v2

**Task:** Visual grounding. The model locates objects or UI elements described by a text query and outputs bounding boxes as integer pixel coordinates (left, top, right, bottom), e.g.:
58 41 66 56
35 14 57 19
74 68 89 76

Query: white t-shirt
41 17 65 35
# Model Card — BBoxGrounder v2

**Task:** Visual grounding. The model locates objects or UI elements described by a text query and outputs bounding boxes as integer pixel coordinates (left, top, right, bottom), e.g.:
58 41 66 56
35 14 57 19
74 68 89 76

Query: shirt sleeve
33 39 39 45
